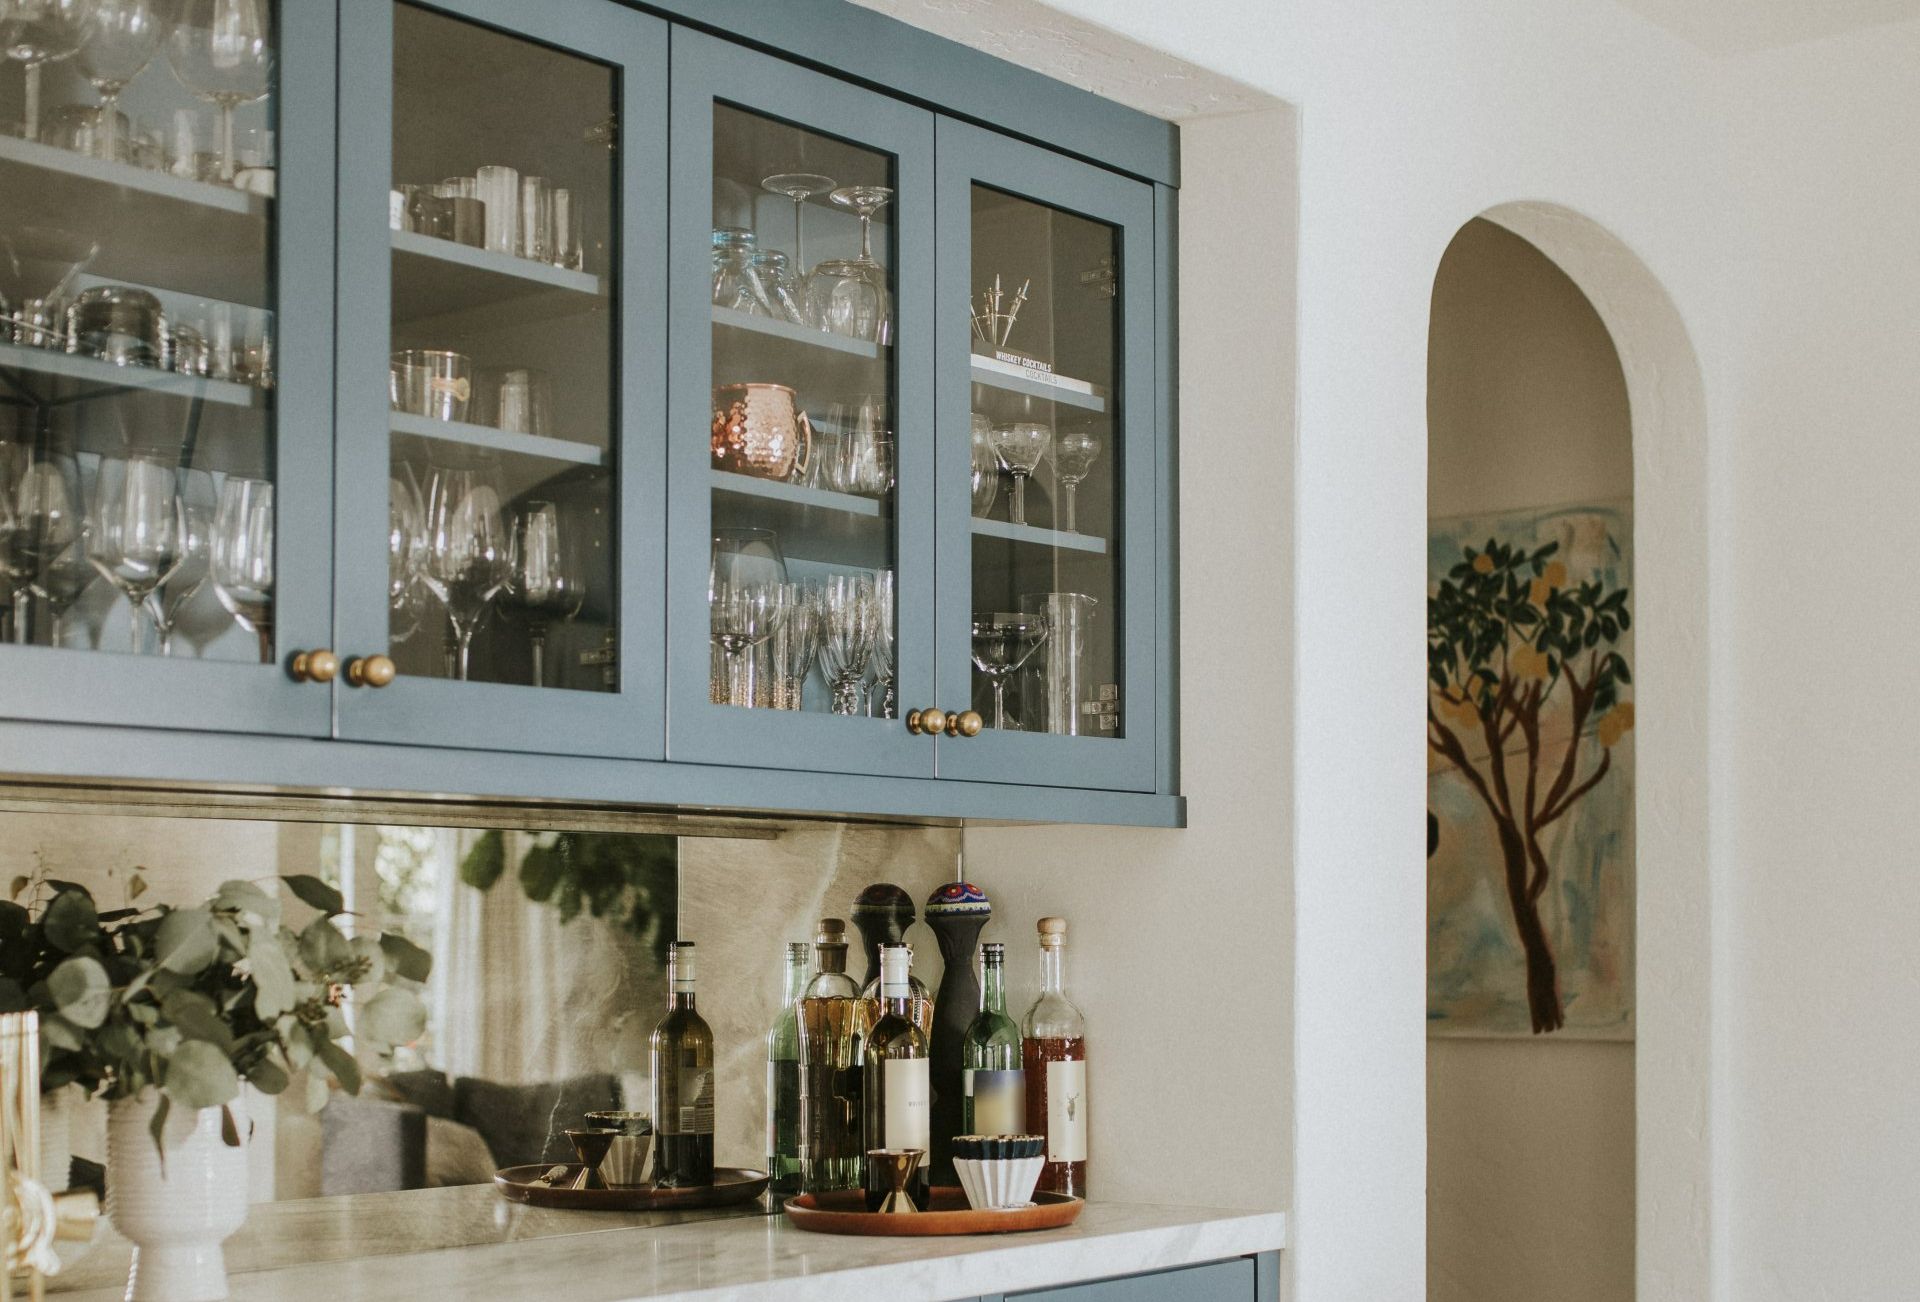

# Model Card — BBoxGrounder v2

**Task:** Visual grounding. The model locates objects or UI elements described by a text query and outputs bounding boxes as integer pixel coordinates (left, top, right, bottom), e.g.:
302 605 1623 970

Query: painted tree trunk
1496 819 1565 1033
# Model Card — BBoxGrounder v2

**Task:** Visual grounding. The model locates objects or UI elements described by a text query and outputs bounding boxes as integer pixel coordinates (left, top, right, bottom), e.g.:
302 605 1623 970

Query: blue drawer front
1011 1257 1256 1302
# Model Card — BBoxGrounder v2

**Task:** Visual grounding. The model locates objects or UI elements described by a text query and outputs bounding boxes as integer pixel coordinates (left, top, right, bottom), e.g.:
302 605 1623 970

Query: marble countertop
52 1196 1286 1302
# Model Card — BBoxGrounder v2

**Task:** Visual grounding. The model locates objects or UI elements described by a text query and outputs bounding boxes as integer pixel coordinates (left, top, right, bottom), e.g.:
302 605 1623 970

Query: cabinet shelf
391 230 605 321
0 341 263 410
711 307 889 400
711 306 885 360
390 411 607 465
970 516 1109 555
711 468 889 568
969 360 1110 417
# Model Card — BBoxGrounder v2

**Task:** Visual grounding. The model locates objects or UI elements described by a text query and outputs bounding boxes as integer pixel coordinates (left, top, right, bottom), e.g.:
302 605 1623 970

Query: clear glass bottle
1022 917 1087 1197
796 919 863 1193
962 942 1026 1136
650 941 715 1187
862 942 931 1212
766 940 811 1197
859 946 933 1042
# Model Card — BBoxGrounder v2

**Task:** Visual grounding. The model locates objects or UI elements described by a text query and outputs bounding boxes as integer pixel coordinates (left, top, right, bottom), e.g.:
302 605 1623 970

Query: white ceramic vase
107 1090 249 1302
38 1082 74 1193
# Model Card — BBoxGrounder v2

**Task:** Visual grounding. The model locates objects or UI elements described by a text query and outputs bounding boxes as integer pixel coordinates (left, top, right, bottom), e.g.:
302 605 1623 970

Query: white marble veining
52 1201 1284 1302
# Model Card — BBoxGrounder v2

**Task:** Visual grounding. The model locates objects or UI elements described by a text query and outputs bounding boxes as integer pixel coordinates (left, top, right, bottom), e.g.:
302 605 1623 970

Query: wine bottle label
964 1068 1026 1136
677 1067 714 1135
882 1059 930 1163
1046 1060 1087 1163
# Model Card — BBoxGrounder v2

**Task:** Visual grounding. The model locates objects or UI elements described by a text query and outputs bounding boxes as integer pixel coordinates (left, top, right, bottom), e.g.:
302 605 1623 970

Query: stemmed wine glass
387 472 424 644
76 0 168 163
813 572 878 717
36 536 94 647
805 184 892 343
709 528 785 708
209 474 272 662
760 172 834 276
2 447 81 644
970 613 1048 731
1051 427 1102 534
147 467 213 655
88 450 182 655
989 421 1050 526
769 581 817 711
500 500 585 689
867 567 895 718
2 0 97 144
421 462 508 682
166 0 271 183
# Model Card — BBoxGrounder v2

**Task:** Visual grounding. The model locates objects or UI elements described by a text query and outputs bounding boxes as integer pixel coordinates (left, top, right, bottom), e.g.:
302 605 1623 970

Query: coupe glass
709 528 786 708
970 614 1048 731
420 462 509 682
761 172 834 273
989 421 1050 526
209 474 272 661
969 411 999 517
769 581 817 711
804 184 892 343
166 0 271 183
147 467 212 655
88 450 182 655
2 0 97 144
2 447 81 644
76 0 167 163
867 567 896 718
500 500 585 689
813 572 878 717
1051 426 1102 533
387 471 424 644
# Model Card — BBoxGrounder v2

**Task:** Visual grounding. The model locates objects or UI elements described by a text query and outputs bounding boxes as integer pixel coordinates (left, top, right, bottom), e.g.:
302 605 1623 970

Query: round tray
783 1187 1083 1236
494 1164 769 1211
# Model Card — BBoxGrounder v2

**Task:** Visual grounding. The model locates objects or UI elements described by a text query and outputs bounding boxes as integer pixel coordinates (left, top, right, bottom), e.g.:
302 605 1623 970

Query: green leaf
356 987 426 1049
316 1039 363 1096
148 1091 172 1156
42 890 100 952
282 875 344 917
0 978 25 1013
39 1014 82 1052
47 956 112 1029
298 917 352 976
378 934 433 983
347 935 386 988
160 990 236 1052
246 1056 290 1095
164 1039 241 1111
250 934 297 1020
154 907 220 975
214 880 281 927
459 830 507 891
220 1103 241 1147
9 875 28 901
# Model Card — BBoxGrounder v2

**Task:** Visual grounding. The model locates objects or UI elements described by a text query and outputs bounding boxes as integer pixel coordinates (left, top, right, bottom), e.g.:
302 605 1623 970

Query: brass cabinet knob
289 649 340 684
948 710 984 738
908 708 947 736
346 654 397 689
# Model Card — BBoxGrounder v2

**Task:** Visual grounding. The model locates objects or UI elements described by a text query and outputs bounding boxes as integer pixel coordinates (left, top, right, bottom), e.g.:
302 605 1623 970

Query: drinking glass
209 474 272 661
500 500 585 689
473 165 518 255
710 226 759 313
1052 427 1102 534
3 0 96 143
387 472 424 644
2 447 81 644
813 573 878 717
518 175 555 263
867 568 896 719
969 412 999 517
421 463 509 682
761 172 834 273
825 395 891 497
148 467 213 655
804 185 892 343
989 421 1050 526
748 248 807 326
769 581 817 711
166 0 272 184
89 451 182 655
970 614 1048 731
76 0 167 164
709 528 786 708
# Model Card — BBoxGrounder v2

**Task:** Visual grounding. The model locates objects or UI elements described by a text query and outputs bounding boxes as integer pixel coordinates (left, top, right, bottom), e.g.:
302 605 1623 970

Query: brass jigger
868 1149 924 1216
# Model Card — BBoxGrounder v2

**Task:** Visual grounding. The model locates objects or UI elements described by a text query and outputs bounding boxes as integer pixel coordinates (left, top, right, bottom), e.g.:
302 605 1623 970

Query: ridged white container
954 1155 1045 1210
107 1090 249 1302
39 1082 74 1192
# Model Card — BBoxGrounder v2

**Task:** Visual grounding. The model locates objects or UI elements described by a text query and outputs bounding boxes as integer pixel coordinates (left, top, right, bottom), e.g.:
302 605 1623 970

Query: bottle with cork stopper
1021 916 1087 1197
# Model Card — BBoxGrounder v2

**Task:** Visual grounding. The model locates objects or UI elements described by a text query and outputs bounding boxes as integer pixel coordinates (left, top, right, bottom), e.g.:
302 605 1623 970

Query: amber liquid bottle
1021 917 1087 1197
796 919 863 1193
862 942 931 1211
650 941 715 1187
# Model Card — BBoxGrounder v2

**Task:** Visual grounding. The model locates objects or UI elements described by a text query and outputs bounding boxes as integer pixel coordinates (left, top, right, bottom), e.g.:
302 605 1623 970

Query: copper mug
712 382 812 482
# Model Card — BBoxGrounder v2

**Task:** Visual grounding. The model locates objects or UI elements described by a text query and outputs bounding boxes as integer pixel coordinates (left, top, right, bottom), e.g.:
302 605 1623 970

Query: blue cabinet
0 0 1183 826
973 1252 1278 1302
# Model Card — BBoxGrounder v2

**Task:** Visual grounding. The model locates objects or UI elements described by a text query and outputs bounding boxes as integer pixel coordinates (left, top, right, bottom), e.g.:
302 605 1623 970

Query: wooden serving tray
783 1187 1084 1236
493 1164 769 1211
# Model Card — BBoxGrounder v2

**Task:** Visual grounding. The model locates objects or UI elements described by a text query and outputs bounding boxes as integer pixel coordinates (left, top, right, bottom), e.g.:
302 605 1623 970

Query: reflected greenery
459 831 675 961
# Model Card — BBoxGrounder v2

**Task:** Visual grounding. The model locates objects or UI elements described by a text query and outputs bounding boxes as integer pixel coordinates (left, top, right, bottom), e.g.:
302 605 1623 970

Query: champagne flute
209 474 272 661
2 0 97 144
989 420 1050 526
499 500 585 689
88 450 182 655
867 567 896 718
76 0 167 163
813 572 878 717
165 0 271 183
421 462 508 682
769 581 817 711
1051 426 1102 534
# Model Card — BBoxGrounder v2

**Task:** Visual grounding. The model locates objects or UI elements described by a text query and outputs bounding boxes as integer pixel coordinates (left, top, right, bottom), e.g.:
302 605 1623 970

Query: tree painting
1427 516 1633 1035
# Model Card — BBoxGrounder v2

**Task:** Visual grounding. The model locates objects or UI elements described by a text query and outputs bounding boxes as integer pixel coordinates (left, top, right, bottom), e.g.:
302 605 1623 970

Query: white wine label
883 1059 931 1164
1046 1060 1087 1163
683 1067 714 1135
967 1068 1026 1136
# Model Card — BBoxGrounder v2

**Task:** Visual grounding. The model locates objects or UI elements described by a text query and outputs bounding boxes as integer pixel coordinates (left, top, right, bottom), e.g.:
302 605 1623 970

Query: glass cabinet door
332 0 666 758
934 120 1158 792
666 31 936 778
0 0 334 735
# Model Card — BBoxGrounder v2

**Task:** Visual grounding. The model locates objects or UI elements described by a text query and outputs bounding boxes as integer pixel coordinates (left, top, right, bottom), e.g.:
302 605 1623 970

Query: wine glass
420 463 509 682
969 412 999 518
387 471 424 644
88 450 182 655
867 567 895 719
970 614 1048 731
499 500 585 689
989 421 1050 526
209 474 272 662
36 536 94 647
147 467 212 655
2 0 97 144
1052 426 1102 534
709 528 785 708
761 172 834 273
769 581 817 711
76 0 167 163
166 0 271 183
2 447 81 644
805 184 892 343
813 572 878 717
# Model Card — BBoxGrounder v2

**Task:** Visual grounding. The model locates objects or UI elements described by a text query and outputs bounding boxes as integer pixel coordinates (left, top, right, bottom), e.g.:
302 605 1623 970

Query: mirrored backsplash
0 809 964 1288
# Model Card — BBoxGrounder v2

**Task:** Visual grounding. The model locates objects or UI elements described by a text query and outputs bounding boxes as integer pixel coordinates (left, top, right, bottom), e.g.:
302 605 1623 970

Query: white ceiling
1609 0 1920 53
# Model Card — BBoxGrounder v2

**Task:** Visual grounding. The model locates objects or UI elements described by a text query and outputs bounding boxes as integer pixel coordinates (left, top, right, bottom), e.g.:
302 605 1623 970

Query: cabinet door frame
932 118 1160 793
663 28 938 779
330 0 668 759
0 0 337 740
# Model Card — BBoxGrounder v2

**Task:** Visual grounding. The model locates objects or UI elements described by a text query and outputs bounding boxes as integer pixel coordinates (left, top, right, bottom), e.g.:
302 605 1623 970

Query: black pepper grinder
850 883 916 991
923 878 991 1185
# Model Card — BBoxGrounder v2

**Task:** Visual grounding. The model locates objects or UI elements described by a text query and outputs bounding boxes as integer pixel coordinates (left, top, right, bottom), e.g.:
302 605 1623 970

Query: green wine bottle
962 942 1025 1135
650 941 715 1187
766 940 810 1196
